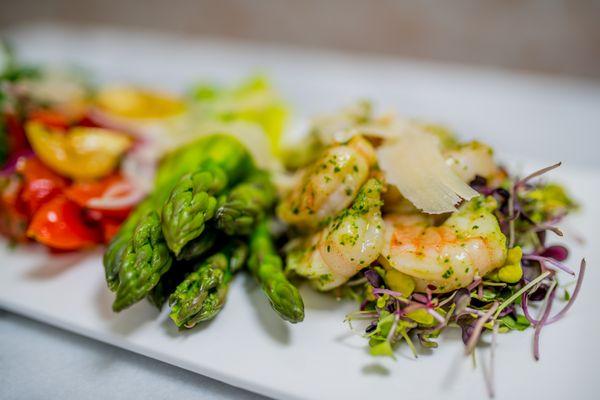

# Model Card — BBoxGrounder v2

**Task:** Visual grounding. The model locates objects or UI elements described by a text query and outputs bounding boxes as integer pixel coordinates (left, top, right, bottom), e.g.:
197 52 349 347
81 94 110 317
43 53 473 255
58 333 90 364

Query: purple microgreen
359 299 369 311
364 269 383 288
532 224 563 237
515 162 562 188
453 288 471 314
412 293 430 305
387 313 400 343
489 323 499 398
508 183 516 248
400 302 427 316
545 259 586 325
427 308 446 325
482 281 508 288
496 304 515 319
464 307 487 317
507 209 521 222
481 322 498 399
465 302 499 355
346 277 368 287
437 290 459 308
460 320 475 345
467 277 483 291
533 282 556 361
524 255 575 276
399 327 418 358
493 271 551 320
371 288 410 303
345 310 379 320
386 301 397 313
540 245 569 262
521 293 540 325
522 262 542 283
527 283 549 301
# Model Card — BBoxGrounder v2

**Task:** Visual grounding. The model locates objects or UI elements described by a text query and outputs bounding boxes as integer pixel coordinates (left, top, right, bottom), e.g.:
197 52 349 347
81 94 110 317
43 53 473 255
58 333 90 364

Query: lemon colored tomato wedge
96 86 185 119
26 122 132 180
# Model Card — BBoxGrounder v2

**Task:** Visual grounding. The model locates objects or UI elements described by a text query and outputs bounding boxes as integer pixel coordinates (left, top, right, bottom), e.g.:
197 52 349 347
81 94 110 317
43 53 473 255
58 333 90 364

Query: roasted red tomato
16 156 69 217
27 195 102 250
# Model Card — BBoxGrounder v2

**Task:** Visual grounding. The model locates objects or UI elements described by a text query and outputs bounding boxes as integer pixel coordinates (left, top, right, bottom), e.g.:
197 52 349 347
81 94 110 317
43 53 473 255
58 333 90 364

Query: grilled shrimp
445 141 505 185
287 179 385 290
277 136 377 230
380 196 507 293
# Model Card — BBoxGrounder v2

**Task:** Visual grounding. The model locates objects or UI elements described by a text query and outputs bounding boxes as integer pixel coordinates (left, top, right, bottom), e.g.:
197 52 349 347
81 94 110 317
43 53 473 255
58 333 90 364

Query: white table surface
0 310 266 400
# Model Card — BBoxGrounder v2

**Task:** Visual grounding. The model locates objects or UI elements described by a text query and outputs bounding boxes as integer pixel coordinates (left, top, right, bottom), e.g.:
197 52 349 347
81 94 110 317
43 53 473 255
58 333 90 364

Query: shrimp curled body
278 136 376 230
287 179 385 290
381 197 507 293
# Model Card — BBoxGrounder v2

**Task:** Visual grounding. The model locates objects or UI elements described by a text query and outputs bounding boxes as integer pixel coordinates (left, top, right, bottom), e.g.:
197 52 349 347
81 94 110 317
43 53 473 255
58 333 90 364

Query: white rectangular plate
1 25 599 400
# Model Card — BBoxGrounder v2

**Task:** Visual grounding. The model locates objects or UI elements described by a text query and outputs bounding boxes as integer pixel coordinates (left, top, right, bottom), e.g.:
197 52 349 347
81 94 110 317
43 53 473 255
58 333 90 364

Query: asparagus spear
103 198 154 291
147 259 196 309
248 221 304 323
112 211 173 312
169 241 248 328
161 164 228 255
176 228 218 261
154 134 254 201
216 170 277 236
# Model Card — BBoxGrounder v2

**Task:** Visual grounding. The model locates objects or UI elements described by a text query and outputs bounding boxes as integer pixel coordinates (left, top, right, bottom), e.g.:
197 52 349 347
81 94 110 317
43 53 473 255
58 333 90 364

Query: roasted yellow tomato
26 122 132 180
96 86 185 119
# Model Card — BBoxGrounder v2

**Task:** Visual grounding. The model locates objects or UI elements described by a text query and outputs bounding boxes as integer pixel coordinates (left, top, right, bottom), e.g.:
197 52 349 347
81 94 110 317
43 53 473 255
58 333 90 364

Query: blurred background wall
1 0 598 78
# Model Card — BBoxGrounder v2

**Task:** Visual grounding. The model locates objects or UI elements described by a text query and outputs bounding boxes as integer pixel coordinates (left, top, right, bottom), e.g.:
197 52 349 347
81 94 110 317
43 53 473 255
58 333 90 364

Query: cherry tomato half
27 195 102 250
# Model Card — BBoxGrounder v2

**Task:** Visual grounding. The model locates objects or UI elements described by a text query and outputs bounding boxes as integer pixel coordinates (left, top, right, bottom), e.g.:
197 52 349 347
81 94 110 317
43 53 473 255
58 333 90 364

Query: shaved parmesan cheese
377 130 479 214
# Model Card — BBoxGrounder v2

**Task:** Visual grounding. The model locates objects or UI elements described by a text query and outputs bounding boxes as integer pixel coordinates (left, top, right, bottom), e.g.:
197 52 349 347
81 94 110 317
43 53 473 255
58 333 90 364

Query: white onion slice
87 181 146 210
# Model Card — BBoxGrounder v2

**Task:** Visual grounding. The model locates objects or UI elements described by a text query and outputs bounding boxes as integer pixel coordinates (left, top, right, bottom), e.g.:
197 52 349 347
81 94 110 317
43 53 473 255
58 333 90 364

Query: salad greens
189 75 288 154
